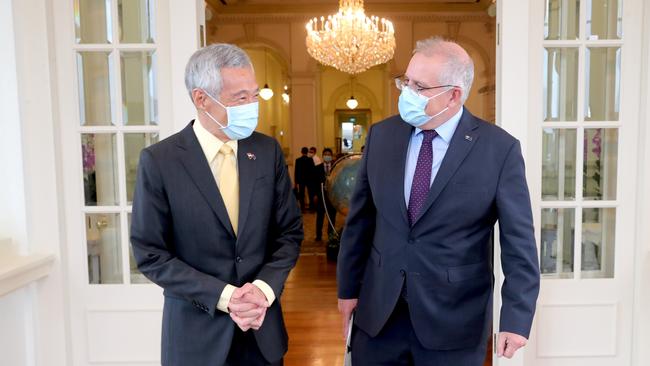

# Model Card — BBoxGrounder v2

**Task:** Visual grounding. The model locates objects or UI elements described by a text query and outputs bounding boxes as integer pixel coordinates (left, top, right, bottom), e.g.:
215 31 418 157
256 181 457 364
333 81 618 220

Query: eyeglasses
394 75 458 94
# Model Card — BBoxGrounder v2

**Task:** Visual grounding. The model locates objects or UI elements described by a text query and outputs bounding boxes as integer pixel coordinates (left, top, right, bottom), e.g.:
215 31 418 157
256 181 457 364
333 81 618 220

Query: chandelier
305 0 395 74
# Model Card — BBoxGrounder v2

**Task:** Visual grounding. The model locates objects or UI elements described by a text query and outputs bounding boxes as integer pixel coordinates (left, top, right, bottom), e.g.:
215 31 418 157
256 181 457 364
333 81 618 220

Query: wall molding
0 238 55 297
213 13 493 25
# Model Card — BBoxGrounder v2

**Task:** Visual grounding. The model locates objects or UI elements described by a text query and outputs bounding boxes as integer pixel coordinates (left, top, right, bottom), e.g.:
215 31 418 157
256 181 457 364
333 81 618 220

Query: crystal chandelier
306 0 395 75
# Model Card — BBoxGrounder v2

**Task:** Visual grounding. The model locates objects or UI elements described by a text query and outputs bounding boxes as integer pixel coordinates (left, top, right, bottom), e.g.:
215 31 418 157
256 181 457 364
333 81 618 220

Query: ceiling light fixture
259 50 274 100
306 0 395 75
346 96 358 110
346 77 358 109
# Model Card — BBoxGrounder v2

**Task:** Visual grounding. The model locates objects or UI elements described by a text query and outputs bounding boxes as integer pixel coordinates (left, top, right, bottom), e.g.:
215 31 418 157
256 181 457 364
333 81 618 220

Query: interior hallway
281 212 492 366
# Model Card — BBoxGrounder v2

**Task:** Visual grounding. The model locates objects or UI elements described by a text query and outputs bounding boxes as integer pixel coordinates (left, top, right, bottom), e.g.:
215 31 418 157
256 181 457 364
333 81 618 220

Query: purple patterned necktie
408 130 438 226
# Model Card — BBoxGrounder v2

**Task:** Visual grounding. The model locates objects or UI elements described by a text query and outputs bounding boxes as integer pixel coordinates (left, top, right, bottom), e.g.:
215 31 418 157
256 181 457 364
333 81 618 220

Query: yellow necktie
217 144 239 234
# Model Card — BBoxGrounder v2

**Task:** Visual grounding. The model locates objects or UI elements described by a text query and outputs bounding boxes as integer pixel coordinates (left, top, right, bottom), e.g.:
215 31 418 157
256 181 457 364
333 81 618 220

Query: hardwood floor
281 212 492 366
282 254 344 366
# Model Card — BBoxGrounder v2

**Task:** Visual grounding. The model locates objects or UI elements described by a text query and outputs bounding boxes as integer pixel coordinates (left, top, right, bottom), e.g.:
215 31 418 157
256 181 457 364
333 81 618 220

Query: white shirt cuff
216 284 237 313
252 279 276 306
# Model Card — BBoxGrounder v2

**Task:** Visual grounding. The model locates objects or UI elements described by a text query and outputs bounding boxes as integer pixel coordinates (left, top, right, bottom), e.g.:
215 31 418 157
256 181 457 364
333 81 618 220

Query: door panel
516 0 642 364
54 0 181 364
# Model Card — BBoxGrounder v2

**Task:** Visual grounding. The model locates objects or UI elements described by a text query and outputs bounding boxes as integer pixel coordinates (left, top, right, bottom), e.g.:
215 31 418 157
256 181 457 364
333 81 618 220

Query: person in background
309 146 322 166
131 43 303 366
294 146 314 211
315 148 336 241
307 146 322 211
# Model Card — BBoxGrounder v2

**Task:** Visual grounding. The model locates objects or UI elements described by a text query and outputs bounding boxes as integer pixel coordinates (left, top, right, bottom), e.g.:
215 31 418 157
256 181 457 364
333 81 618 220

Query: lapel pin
465 135 473 142
246 152 256 160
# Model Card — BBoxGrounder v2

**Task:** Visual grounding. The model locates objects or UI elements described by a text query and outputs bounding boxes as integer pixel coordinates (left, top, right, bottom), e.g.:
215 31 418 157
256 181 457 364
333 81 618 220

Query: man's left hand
496 332 528 358
228 283 269 331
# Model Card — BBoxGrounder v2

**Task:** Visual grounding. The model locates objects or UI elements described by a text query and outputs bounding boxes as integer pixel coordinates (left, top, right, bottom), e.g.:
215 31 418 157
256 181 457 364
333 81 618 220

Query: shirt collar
193 118 238 163
414 106 464 144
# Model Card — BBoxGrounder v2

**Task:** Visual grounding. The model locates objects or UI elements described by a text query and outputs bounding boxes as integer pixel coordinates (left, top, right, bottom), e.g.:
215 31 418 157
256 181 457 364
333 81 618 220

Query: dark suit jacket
337 110 540 350
130 121 303 365
294 155 314 185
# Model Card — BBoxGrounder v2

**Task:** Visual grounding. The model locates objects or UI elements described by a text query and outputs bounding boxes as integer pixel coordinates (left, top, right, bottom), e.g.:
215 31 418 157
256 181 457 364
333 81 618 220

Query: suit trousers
351 298 488 366
225 328 283 366
315 187 336 240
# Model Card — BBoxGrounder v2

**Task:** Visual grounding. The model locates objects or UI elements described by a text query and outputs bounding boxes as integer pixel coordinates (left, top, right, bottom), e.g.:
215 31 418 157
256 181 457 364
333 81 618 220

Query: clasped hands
228 283 269 332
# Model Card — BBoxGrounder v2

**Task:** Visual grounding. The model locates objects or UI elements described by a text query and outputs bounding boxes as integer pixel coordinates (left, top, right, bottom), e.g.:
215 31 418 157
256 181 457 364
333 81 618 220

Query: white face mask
201 89 259 140
398 86 451 127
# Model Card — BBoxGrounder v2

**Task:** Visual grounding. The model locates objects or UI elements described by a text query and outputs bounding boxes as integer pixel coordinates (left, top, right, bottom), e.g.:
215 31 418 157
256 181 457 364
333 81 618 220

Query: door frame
495 0 645 365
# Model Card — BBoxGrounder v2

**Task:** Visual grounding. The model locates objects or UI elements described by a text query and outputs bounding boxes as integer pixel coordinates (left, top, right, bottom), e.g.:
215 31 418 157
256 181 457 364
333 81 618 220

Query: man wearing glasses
337 37 540 365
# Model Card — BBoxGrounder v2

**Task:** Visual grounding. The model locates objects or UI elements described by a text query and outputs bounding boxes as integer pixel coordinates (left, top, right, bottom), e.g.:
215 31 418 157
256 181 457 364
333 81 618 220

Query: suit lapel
236 136 257 238
412 111 480 226
387 120 414 227
176 122 236 237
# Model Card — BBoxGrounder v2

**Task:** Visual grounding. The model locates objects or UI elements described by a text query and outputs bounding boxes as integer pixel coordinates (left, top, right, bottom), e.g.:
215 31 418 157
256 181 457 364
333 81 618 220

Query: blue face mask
323 155 333 162
201 90 259 140
398 86 451 127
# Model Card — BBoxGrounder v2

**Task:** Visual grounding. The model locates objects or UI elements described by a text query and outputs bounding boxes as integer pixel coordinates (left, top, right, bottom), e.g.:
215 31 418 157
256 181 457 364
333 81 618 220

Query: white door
51 0 202 364
496 0 643 365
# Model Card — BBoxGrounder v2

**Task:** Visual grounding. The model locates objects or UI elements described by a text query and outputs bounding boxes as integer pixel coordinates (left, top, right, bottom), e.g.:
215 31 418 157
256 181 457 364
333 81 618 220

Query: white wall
0 0 34 363
0 0 70 364
0 288 35 366
0 0 27 251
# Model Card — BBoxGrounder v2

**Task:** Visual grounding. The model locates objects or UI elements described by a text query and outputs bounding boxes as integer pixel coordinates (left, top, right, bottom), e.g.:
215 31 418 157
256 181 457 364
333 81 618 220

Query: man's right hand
338 298 358 339
228 283 269 331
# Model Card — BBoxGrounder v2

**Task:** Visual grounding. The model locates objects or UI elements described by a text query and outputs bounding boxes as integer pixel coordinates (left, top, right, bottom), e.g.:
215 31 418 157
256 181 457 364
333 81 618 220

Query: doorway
335 109 371 155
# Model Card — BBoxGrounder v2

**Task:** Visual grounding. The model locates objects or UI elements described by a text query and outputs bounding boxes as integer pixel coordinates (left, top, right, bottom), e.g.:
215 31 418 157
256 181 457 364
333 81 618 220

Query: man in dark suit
294 147 314 211
337 37 540 365
131 43 302 366
315 148 336 241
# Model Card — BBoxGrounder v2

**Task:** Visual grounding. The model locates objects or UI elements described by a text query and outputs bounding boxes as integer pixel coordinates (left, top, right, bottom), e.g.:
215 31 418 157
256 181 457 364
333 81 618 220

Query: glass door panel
77 52 114 126
542 0 622 280
585 47 621 121
75 0 112 44
76 0 160 285
542 128 577 200
86 213 123 284
545 0 581 40
543 48 579 122
586 0 623 39
118 0 155 43
120 51 158 126
540 208 576 278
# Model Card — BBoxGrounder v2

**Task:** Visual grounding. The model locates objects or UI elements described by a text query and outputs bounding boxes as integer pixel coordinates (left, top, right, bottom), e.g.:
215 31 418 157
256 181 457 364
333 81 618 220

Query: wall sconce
281 85 290 104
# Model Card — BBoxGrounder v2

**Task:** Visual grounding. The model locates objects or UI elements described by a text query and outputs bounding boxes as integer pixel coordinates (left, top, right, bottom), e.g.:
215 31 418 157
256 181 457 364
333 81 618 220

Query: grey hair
184 43 253 102
413 36 475 104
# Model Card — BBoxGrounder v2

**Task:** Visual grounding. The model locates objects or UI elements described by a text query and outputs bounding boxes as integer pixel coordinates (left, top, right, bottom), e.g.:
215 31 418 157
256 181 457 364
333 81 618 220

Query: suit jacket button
236 256 243 263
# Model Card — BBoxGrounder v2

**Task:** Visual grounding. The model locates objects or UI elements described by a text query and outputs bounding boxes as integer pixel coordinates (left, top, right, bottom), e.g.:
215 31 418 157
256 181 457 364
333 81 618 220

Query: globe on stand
324 153 363 260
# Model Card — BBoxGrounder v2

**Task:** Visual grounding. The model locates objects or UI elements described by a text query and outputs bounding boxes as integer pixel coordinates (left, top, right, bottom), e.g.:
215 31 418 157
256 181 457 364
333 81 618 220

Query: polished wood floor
281 212 492 366
282 255 344 365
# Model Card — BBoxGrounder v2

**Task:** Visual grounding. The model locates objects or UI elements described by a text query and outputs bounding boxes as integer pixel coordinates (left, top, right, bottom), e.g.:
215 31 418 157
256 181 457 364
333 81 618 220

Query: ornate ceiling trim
206 0 492 15
211 13 493 24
